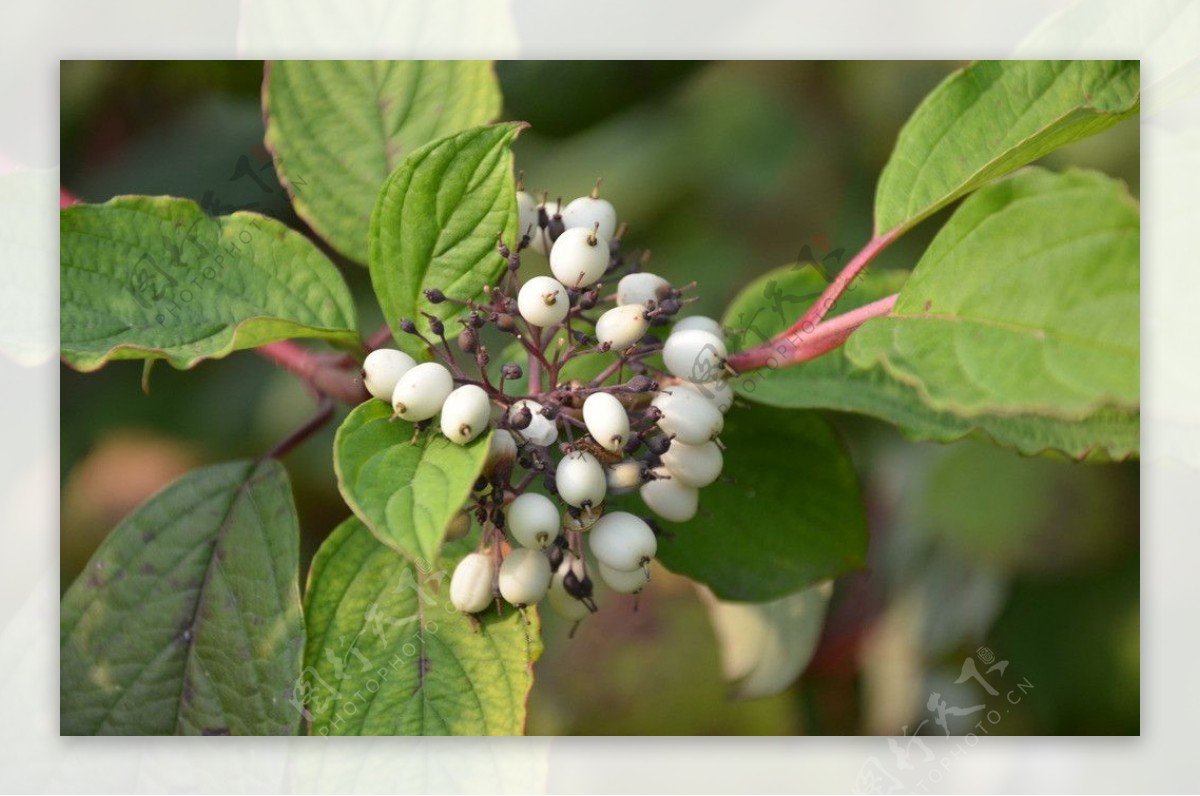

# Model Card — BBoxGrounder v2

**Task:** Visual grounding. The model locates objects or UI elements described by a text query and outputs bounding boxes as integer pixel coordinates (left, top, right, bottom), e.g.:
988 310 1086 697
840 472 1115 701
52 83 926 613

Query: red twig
257 340 368 405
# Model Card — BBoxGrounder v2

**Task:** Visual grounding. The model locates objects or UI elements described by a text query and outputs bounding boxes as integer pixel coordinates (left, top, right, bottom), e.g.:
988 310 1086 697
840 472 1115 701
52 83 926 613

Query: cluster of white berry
358 180 735 630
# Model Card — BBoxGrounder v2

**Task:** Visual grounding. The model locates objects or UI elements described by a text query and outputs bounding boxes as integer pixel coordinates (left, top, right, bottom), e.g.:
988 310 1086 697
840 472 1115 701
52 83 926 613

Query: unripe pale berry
392 362 454 421
362 348 417 402
675 379 734 413
652 388 724 444
498 548 553 606
589 511 657 571
444 510 472 542
606 461 644 495
582 392 630 453
594 305 649 350
516 190 538 243
598 561 650 594
640 467 699 522
440 384 492 444
556 450 606 508
549 227 609 287
548 558 593 621
484 429 518 477
663 328 728 383
506 492 561 550
508 399 558 447
660 439 723 488
672 315 725 340
517 275 569 328
529 197 561 256
561 194 618 240
617 272 671 309
450 552 496 614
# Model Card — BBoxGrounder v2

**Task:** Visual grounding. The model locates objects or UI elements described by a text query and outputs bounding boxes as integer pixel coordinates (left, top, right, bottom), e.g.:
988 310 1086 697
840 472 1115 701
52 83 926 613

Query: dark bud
540 401 561 420
424 288 446 304
626 374 657 393
475 506 488 524
658 297 683 316
562 568 593 600
542 473 557 495
644 405 663 421
504 298 520 315
457 329 478 354
495 313 517 333
517 454 534 470
468 311 485 329
398 318 418 334
501 362 523 381
646 434 673 456
473 475 488 493
623 435 643 454
491 507 506 529
578 289 599 310
475 348 490 369
654 284 675 301
546 544 564 571
497 238 511 259
428 317 445 337
510 404 533 430
547 213 565 243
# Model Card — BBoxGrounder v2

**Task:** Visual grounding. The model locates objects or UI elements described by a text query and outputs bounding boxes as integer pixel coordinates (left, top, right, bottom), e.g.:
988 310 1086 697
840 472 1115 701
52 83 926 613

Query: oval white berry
617 272 671 309
675 379 734 413
440 384 492 445
549 226 609 287
652 388 724 444
506 492 561 550
362 348 417 402
450 552 496 614
484 429 518 476
517 275 570 328
640 467 699 522
507 399 558 447
561 193 618 240
663 328 728 383
594 305 650 350
582 392 630 453
606 460 644 495
589 511 657 571
598 561 650 594
548 558 594 621
516 190 538 244
391 362 454 422
498 548 553 606
529 197 561 256
556 450 606 508
672 315 725 340
660 439 723 488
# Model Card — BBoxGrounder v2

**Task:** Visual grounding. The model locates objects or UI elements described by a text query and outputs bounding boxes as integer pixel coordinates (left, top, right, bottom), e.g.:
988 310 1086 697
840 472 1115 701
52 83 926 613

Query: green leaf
334 399 492 565
61 196 360 372
651 405 867 601
302 517 540 735
875 60 1139 235
368 123 524 358
722 264 1138 460
264 60 502 264
848 168 1139 421
60 460 305 735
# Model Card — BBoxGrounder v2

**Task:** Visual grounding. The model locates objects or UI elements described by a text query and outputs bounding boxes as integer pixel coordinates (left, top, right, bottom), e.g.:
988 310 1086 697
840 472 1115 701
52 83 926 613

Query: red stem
257 340 368 405
789 227 900 335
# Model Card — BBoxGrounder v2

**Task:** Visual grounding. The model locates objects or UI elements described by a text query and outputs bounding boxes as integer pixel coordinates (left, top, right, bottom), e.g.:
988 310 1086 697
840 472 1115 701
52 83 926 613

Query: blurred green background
60 60 1139 735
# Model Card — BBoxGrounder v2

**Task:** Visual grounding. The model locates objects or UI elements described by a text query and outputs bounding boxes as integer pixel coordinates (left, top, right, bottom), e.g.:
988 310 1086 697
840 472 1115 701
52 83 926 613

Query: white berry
528 197 561 256
548 558 593 621
606 461 644 496
517 275 569 328
484 429 518 474
391 362 454 422
594 305 649 350
450 552 496 614
561 193 618 240
598 561 650 594
516 190 538 244
617 272 670 309
507 399 558 447
672 315 725 340
589 511 657 571
506 492 561 550
664 328 728 383
640 467 699 522
660 439 723 488
556 450 606 508
362 348 417 402
675 379 734 413
498 548 552 606
582 392 630 453
652 388 724 444
549 226 609 287
440 384 492 445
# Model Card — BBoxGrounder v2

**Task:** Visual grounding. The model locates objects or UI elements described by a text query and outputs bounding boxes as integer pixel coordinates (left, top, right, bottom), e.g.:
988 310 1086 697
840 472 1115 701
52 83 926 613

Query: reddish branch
257 340 368 405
